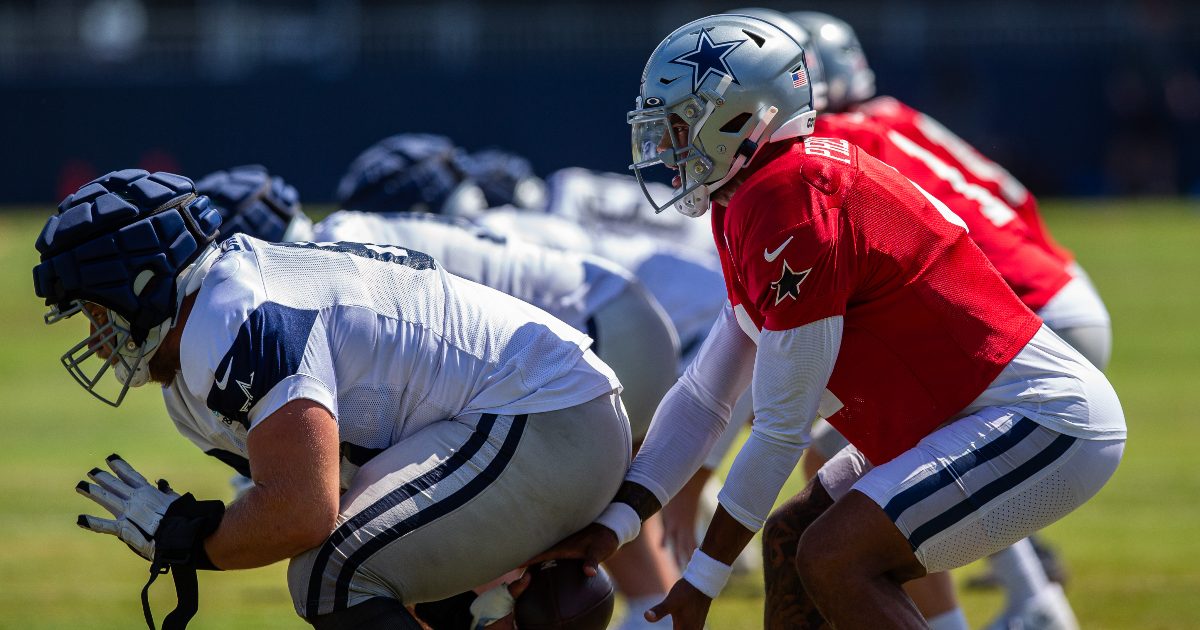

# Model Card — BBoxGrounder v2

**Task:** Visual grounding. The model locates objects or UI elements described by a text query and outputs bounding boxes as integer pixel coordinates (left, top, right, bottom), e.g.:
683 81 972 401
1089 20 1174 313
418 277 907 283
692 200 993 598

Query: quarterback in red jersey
531 13 1125 630
713 134 1044 464
792 11 1112 629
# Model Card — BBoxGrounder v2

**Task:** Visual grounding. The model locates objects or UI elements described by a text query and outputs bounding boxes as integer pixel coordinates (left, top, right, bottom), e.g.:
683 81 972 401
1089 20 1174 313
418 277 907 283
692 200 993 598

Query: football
514 560 615 630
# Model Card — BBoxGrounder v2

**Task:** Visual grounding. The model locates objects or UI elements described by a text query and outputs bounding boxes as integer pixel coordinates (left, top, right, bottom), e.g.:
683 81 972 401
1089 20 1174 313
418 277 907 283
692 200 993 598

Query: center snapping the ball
514 560 615 629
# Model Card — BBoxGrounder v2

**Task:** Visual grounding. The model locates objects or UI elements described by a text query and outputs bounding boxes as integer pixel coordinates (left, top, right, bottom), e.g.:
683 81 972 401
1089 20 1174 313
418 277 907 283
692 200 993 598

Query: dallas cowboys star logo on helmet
670 29 746 92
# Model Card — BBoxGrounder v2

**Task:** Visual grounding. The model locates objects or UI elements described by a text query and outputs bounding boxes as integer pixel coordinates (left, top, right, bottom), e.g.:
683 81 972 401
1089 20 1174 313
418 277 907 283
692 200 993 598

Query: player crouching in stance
34 169 631 629
531 14 1126 629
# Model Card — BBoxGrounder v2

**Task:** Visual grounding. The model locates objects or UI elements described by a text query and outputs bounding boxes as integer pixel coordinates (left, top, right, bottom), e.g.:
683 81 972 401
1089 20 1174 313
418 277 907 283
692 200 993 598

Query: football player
792 11 1111 372
336 132 489 217
790 11 1111 627
458 150 757 574
35 170 632 629
531 13 1125 630
449 144 728 370
456 146 548 211
191 150 679 630
330 141 687 630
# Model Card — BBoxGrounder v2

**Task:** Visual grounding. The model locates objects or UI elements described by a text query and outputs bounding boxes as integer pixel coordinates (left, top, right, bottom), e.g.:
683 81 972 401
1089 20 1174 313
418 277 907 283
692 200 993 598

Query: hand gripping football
514 560 615 630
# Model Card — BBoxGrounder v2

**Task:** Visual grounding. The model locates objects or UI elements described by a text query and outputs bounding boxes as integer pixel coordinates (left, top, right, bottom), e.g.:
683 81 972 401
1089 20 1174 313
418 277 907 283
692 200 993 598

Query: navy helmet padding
195 165 302 243
335 133 466 213
456 149 536 208
32 169 222 342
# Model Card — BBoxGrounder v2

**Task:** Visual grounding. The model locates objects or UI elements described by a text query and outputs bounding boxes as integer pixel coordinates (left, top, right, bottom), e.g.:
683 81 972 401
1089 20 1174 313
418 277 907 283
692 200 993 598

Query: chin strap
140 494 225 630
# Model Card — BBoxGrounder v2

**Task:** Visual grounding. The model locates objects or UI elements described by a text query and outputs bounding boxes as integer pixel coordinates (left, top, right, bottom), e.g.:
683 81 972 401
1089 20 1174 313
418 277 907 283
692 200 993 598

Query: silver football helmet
728 8 828 112
629 13 817 217
789 12 876 112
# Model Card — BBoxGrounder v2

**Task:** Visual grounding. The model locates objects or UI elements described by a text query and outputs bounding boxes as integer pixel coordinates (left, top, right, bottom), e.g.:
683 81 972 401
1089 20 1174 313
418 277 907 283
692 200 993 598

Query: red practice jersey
815 112 1073 311
714 138 1042 463
854 96 1074 263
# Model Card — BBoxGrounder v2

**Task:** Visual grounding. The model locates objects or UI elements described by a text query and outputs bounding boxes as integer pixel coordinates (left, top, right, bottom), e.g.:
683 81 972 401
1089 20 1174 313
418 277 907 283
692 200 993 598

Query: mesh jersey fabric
815 112 1072 312
476 207 727 372
715 137 1042 464
544 167 716 256
853 96 1074 264
173 235 619 470
313 210 631 331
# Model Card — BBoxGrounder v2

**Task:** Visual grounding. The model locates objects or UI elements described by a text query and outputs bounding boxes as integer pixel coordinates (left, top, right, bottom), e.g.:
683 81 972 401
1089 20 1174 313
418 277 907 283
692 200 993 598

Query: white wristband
682 549 733 599
593 502 642 547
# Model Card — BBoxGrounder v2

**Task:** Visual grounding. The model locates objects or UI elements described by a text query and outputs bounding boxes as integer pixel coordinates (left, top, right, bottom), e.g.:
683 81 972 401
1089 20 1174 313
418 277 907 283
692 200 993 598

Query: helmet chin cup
674 185 711 217
113 352 153 388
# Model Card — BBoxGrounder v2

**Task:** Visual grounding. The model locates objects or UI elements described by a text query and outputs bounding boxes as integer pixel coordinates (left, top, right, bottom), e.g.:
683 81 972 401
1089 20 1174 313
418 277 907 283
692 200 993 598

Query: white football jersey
165 235 619 486
313 211 632 332
544 167 716 255
473 207 595 252
474 204 726 366
541 168 727 360
590 232 726 362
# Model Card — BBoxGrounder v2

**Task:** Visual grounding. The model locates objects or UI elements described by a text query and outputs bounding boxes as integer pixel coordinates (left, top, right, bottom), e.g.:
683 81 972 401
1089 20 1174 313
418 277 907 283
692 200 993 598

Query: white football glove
76 454 182 561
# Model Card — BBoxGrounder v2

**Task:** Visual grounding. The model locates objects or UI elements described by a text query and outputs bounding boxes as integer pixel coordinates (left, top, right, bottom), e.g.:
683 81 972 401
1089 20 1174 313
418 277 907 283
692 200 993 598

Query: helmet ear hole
719 112 753 134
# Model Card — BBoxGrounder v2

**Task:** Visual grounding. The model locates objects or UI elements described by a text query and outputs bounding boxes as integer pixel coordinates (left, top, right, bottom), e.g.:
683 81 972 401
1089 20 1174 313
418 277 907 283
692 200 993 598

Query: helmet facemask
52 302 164 407
630 88 724 217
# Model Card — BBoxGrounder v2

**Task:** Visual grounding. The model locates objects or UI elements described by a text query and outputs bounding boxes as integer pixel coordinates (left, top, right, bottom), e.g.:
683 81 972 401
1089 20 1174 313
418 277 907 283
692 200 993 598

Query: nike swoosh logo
764 236 794 262
214 360 232 391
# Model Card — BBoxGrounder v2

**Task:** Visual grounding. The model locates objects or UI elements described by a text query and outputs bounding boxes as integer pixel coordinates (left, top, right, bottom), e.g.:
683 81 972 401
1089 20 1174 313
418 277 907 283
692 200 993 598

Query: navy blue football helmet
335 133 487 217
33 169 222 406
456 148 546 210
195 165 312 242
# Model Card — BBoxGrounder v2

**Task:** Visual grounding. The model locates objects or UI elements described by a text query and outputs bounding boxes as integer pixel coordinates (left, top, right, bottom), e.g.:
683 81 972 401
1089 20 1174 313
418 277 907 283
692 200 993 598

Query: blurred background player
793 10 1112 371
334 138 681 630
463 155 729 375
456 145 761 573
37 169 632 629
328 137 685 458
200 148 682 630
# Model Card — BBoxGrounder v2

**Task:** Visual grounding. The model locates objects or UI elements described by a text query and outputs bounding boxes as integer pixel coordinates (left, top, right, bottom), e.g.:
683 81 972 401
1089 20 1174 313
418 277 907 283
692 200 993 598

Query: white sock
989 538 1050 606
927 607 969 630
618 593 667 629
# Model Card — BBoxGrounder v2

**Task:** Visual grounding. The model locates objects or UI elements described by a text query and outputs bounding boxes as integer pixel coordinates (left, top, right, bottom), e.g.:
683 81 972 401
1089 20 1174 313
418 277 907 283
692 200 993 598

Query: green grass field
0 201 1197 629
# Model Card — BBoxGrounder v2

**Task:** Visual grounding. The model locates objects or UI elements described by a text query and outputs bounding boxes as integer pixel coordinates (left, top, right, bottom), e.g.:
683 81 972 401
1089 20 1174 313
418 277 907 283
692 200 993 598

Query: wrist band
594 502 642 547
682 549 733 599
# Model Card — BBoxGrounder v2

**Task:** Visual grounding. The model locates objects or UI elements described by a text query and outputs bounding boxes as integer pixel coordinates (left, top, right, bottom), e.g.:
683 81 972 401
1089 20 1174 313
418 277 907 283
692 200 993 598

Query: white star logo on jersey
770 260 811 305
237 372 255 413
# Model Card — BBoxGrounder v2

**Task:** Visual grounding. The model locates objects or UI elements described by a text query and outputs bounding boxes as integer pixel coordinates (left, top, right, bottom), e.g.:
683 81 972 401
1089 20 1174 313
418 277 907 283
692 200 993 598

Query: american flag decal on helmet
791 68 808 88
